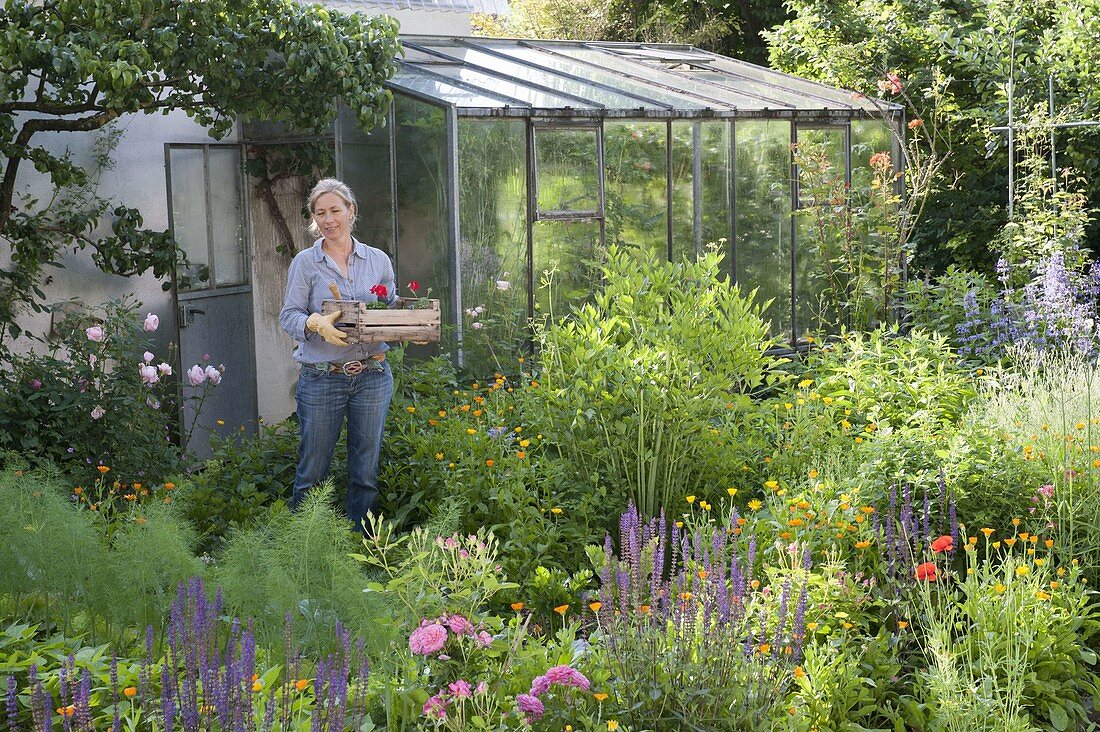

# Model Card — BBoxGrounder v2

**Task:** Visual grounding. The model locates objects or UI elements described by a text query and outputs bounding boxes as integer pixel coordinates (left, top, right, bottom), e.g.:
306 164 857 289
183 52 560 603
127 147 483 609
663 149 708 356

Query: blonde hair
306 178 357 237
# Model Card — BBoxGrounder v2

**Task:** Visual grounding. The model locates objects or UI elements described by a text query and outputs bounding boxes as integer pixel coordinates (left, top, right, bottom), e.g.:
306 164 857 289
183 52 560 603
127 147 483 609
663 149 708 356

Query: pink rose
85 325 104 342
139 364 159 385
91 405 106 420
143 351 155 364
29 379 41 390
476 631 493 648
143 313 159 332
408 623 447 655
204 365 222 385
158 363 172 375
186 365 206 387
515 693 544 722
421 693 449 719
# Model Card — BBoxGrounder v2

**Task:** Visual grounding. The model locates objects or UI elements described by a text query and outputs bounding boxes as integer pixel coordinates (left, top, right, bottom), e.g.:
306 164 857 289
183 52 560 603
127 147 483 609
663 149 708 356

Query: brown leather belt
313 353 385 375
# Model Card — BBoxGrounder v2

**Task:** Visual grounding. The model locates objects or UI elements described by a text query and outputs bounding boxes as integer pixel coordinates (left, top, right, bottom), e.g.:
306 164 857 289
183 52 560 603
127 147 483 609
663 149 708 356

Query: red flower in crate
370 284 388 299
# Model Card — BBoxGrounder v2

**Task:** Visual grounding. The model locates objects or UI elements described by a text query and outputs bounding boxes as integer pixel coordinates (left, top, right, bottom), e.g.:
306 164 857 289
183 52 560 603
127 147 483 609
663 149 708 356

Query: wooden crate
321 297 441 344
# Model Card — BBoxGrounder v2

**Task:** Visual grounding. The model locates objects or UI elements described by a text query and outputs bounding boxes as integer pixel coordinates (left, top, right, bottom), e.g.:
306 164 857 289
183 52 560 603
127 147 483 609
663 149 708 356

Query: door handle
179 304 206 328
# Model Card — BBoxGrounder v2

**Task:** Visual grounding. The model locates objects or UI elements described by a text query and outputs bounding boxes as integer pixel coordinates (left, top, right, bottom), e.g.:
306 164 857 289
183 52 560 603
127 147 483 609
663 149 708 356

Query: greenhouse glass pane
557 48 756 108
535 128 599 214
416 45 648 108
671 121 730 267
484 46 710 109
394 96 451 349
391 71 508 107
208 147 247 286
605 120 667 257
532 220 601 320
735 120 791 340
433 67 586 108
458 119 528 372
169 147 211 288
339 104 393 256
794 127 847 339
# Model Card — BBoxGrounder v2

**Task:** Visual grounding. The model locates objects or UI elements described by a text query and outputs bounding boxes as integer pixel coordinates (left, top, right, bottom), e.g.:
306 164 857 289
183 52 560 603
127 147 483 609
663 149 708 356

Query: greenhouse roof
390 37 901 119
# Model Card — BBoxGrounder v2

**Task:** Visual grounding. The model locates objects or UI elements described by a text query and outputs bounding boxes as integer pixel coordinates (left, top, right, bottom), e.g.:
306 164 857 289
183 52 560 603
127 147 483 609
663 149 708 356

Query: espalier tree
0 0 400 342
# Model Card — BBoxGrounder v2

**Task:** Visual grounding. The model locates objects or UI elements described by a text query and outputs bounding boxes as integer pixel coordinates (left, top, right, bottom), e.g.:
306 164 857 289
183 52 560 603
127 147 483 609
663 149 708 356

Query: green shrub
529 244 781 520
213 484 392 657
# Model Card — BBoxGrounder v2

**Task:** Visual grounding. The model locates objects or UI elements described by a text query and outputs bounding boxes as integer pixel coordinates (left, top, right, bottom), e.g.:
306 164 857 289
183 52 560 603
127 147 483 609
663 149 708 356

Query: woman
279 178 396 534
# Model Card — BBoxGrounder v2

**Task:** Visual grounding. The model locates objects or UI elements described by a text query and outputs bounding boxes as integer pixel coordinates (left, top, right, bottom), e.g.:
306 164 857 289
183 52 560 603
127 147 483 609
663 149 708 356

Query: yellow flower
550 507 562 515
1045 539 1054 548
783 402 793 410
435 452 444 461
798 379 813 388
473 409 482 417
216 419 225 426
1012 517 1021 526
1015 566 1029 576
748 499 762 511
854 437 864 444
97 465 110 474
466 428 477 435
594 692 608 702
608 722 620 731
806 622 818 631
519 439 530 448
590 602 603 612
554 604 569 616
702 502 711 511
514 426 523 433
787 518 804 527
896 620 909 629
727 487 737 496
793 665 806 679
438 410 447 417
1036 590 1051 601
686 495 696 504
1076 422 1086 430
1004 537 1017 547
980 527 994 538
808 469 819 479
406 406 416 414
252 681 263 692
764 480 779 490
855 540 871 549
1034 558 1045 566
995 583 1006 593
1050 581 1060 590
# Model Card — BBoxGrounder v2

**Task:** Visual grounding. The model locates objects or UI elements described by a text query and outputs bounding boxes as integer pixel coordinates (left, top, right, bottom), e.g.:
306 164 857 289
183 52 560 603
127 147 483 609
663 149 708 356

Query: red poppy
408 280 420 292
915 562 937 581
931 535 954 553
370 284 388 299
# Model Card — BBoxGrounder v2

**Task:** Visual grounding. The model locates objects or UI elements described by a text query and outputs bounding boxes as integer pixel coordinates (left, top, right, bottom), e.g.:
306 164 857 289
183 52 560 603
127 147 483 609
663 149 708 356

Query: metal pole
1007 36 1015 220
1049 75 1058 186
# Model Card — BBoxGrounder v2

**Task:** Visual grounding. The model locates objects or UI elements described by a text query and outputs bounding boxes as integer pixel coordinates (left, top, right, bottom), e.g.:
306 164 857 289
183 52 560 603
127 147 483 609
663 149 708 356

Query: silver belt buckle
341 360 364 375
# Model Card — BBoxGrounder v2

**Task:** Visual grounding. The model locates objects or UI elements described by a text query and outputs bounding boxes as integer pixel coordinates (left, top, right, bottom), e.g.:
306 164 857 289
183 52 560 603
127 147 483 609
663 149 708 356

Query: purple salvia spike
900 484 912 542
772 578 791 650
792 583 809 663
872 505 879 536
110 655 120 732
922 489 932 544
310 662 327 732
730 553 743 600
6 675 18 732
802 546 812 571
745 536 756 591
950 494 959 551
161 665 175 732
75 669 93 732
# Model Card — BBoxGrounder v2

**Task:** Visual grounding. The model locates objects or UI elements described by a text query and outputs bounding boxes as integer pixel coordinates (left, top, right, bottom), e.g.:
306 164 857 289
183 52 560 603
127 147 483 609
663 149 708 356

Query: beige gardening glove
306 311 349 347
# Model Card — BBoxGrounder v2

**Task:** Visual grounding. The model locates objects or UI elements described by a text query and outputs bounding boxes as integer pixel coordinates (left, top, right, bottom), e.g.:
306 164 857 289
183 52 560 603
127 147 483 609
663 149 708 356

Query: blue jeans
291 362 393 533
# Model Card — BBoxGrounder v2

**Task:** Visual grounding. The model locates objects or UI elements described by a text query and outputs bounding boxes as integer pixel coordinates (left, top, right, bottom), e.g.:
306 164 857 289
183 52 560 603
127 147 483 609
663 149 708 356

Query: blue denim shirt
279 238 397 364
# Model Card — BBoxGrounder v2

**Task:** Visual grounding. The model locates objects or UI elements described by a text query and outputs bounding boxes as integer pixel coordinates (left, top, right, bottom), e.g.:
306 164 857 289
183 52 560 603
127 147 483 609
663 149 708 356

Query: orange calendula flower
589 601 603 612
855 540 871 549
405 406 416 414
97 466 110 474
123 687 138 698
485 459 495 467
511 602 525 611
639 604 651 614
516 451 527 459
554 604 569 616
793 666 806 679
295 678 311 691
896 621 909 629
593 692 608 702
1004 538 1017 547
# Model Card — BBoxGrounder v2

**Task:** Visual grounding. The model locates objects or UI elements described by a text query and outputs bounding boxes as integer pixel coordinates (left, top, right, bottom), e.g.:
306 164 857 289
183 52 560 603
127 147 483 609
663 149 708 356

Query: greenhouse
243 36 904 355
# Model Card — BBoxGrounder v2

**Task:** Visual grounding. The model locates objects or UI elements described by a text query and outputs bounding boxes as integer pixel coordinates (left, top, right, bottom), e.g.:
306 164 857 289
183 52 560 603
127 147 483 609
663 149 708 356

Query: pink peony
446 614 474 636
85 325 104 342
448 680 472 699
186 365 206 386
422 693 449 719
476 630 493 648
143 351 154 364
90 405 106 420
531 665 590 697
143 313 159 332
515 693 544 722
408 623 448 655
476 682 488 695
158 363 172 375
1038 484 1054 498
204 365 223 385
139 364 160 385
